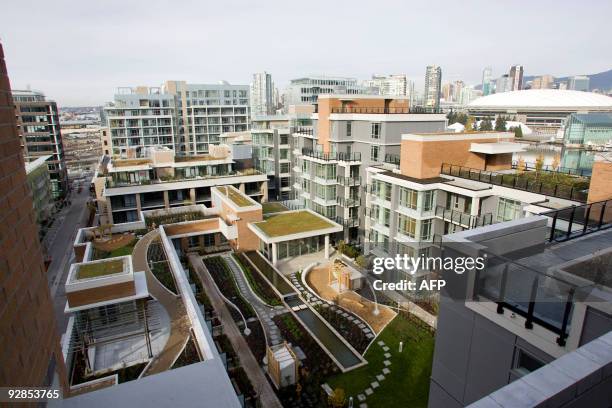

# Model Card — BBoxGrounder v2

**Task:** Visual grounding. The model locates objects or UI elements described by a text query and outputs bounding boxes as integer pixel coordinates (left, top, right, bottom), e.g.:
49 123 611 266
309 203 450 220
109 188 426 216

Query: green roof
262 202 289 214
254 211 335 237
218 186 253 207
77 259 124 279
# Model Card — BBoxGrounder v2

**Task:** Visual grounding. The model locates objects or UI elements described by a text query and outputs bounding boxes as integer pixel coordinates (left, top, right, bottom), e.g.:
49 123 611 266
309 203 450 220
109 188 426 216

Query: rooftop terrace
217 186 254 207
77 259 124 279
251 210 338 238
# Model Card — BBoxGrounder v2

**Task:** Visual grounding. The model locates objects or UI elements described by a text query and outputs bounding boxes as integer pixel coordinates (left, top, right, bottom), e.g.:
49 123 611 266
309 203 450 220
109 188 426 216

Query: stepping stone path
360 404 368 408
347 340 393 404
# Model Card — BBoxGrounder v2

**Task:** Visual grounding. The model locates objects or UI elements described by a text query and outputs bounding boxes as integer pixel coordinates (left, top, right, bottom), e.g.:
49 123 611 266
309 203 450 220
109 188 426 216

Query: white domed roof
468 89 612 109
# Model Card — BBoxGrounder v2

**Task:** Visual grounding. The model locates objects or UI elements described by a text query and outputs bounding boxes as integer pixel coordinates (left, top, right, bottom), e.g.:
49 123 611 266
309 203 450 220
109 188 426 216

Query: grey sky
2 0 610 106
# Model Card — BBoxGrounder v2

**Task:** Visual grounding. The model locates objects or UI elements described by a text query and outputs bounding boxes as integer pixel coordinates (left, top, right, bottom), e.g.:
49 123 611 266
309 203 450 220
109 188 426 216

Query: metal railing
301 148 361 162
335 216 360 228
384 153 401 166
541 198 612 243
337 196 360 207
294 126 314 136
330 106 442 114
440 163 589 202
434 205 493 228
106 168 263 188
337 176 361 186
511 161 591 177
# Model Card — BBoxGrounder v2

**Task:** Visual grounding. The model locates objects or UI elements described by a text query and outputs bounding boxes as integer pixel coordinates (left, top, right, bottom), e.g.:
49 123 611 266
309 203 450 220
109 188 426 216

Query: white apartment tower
424 65 442 110
250 72 275 118
364 74 408 96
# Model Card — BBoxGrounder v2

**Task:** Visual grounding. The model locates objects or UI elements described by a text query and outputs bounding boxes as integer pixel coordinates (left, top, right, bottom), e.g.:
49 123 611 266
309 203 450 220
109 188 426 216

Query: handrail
301 148 361 162
540 198 611 243
330 106 442 114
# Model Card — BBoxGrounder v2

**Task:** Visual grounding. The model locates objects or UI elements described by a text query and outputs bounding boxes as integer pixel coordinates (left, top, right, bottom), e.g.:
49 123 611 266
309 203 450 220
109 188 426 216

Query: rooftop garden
218 186 253 207
262 202 289 214
326 312 435 408
93 237 137 260
113 158 151 167
254 210 335 237
175 155 226 163
145 210 208 228
77 259 124 279
232 253 282 306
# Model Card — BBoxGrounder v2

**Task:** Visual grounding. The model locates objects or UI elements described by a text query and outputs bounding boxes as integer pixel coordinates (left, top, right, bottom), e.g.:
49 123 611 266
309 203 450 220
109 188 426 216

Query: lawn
77 259 124 279
218 186 253 207
326 313 435 408
262 202 288 214
93 238 137 260
252 210 335 237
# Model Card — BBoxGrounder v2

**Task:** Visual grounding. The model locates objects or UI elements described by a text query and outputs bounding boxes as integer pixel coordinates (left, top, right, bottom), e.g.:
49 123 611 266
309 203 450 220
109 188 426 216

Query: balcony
434 205 493 229
106 168 263 188
301 148 361 162
440 163 590 203
330 106 441 114
337 196 360 207
337 176 361 186
294 126 313 136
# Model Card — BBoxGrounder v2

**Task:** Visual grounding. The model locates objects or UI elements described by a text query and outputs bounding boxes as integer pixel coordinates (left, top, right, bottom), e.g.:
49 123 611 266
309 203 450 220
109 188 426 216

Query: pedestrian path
353 340 393 408
221 253 286 346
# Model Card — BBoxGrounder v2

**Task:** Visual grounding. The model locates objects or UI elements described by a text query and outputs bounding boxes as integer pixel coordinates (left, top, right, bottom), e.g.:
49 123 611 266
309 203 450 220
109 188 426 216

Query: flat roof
77 259 124 279
380 171 446 184
249 210 342 243
217 185 256 207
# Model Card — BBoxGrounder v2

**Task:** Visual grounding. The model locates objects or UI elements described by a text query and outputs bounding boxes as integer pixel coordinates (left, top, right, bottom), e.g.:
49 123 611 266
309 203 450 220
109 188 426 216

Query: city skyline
2 0 611 106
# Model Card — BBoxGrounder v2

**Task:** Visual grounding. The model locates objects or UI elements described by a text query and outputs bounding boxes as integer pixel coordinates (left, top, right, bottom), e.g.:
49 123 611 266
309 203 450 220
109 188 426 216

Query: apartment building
284 76 375 105
91 145 267 225
250 72 275 118
103 81 250 158
291 95 447 243
428 164 612 407
251 115 292 200
424 65 442 110
0 43 68 394
13 89 68 198
363 74 409 96
26 155 55 229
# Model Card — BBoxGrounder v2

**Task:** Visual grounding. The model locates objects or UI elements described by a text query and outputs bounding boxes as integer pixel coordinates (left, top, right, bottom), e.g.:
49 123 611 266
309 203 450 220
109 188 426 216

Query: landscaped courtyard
326 312 435 408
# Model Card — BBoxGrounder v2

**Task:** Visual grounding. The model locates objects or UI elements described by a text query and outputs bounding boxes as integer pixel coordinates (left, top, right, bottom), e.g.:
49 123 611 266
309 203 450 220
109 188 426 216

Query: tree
356 255 367 268
479 117 493 131
516 157 526 174
494 115 507 131
512 126 523 138
465 116 475 131
329 388 346 408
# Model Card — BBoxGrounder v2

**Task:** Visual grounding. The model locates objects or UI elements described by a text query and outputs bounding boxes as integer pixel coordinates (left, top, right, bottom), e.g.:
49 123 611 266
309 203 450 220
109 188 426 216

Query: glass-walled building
563 112 612 146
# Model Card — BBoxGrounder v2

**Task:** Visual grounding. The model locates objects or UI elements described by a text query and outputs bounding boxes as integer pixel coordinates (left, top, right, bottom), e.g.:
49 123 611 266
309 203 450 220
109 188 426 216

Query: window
496 197 522 222
422 190 434 211
399 187 418 210
513 349 545 377
420 219 432 240
370 145 379 161
371 122 381 139
346 121 352 137
398 214 417 238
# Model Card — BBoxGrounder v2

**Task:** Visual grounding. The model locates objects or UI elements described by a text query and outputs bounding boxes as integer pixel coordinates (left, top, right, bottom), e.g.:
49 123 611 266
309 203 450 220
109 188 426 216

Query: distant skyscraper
250 72 275 118
424 65 442 110
509 65 524 90
452 80 464 103
481 67 493 95
531 75 554 89
496 74 511 93
459 86 481 106
407 80 416 106
568 75 590 91
441 83 453 102
363 74 408 96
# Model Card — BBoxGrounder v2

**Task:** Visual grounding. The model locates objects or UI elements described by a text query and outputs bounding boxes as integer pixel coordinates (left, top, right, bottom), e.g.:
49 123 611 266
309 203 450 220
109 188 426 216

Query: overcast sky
2 0 610 106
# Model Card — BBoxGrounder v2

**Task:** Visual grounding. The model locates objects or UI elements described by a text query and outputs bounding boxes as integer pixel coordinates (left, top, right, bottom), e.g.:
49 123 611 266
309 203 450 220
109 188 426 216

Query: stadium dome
468 89 612 110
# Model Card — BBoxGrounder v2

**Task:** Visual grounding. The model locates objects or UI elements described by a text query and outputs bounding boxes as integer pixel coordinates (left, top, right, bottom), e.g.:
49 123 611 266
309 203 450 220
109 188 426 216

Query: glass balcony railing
434 205 493 228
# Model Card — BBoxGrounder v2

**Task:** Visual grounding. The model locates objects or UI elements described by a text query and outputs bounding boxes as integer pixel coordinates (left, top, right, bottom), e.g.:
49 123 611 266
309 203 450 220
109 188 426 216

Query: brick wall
0 43 68 392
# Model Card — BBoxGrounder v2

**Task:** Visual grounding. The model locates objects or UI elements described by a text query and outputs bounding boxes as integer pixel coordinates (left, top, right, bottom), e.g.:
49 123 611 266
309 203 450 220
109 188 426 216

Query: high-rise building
568 75 590 91
459 86 481 106
452 80 465 103
285 76 375 105
12 89 68 198
250 72 275 118
509 64 524 91
441 83 453 102
363 74 408 96
481 67 493 96
531 74 554 89
495 74 511 93
424 65 442 110
103 81 250 157
0 42 68 395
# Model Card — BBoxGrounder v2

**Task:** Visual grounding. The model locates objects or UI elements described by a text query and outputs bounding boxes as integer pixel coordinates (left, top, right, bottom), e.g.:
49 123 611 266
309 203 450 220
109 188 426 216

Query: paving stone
384 352 391 358
357 394 366 402
377 340 385 346
371 381 379 389
382 346 389 352
359 404 368 408
364 388 373 396
366 333 374 339
382 367 391 375
376 374 385 381
383 360 391 366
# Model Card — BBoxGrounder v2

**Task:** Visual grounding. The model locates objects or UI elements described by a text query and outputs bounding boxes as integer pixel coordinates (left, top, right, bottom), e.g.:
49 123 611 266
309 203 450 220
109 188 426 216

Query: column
324 234 330 259
272 242 278 265
189 188 196 204
163 190 170 208
135 193 142 218
471 197 480 216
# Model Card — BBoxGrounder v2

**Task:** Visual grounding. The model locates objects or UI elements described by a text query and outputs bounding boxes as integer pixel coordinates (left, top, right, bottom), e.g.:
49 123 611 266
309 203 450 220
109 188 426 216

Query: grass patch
217 186 253 207
253 210 334 237
262 202 288 214
232 253 282 306
151 261 177 294
77 259 124 279
326 313 435 408
93 239 137 260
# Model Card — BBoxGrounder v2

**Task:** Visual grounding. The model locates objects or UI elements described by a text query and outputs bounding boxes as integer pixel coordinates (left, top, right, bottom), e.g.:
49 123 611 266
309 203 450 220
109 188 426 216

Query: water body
285 296 363 370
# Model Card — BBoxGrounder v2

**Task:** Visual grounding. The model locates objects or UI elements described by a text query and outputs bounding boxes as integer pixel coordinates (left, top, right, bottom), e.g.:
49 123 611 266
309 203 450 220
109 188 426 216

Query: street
45 176 93 334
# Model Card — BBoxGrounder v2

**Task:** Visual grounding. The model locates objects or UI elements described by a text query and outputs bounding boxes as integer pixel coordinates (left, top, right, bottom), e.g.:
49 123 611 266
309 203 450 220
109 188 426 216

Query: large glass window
399 187 418 210
398 214 417 238
420 219 432 240
496 197 522 222
370 145 379 161
422 190 435 211
346 121 352 137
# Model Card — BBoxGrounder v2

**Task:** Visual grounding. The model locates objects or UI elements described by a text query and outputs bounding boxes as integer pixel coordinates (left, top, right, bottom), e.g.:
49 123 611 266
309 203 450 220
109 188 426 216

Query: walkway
221 253 286 346
132 230 191 376
189 254 283 408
